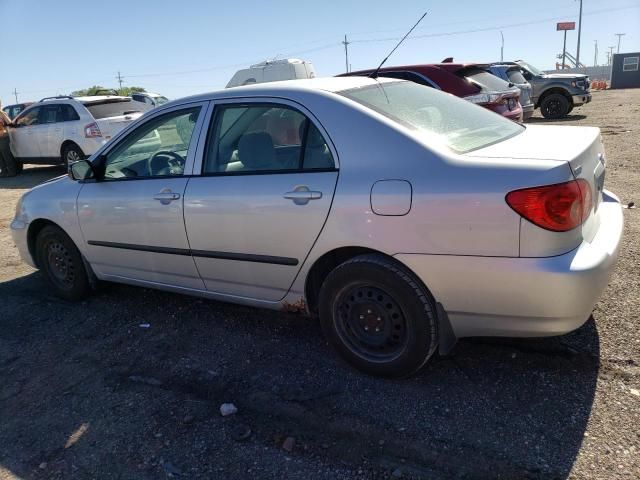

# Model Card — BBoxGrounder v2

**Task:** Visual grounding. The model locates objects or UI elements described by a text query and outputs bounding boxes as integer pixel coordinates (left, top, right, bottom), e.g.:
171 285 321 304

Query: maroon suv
340 62 523 121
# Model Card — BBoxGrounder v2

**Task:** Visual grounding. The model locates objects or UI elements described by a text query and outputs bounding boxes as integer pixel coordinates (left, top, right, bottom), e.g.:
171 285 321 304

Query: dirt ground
0 89 638 480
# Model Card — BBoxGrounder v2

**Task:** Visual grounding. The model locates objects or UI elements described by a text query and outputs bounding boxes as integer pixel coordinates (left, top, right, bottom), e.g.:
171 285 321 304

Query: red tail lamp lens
506 179 592 232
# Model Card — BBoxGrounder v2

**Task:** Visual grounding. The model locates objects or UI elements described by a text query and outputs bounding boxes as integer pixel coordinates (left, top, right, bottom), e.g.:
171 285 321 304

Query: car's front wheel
540 93 570 119
36 225 91 301
318 254 438 377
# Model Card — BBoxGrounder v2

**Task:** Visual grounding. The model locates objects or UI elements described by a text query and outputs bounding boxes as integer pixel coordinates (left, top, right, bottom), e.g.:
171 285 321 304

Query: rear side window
204 104 334 174
85 100 140 119
460 68 510 91
62 104 80 121
506 69 527 84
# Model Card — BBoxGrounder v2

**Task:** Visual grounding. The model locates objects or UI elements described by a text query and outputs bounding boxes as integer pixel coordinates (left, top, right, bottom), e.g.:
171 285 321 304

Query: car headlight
14 194 28 222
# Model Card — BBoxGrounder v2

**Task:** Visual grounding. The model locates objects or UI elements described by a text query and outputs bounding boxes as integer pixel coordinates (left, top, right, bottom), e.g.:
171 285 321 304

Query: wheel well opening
538 88 572 107
305 247 380 315
27 219 58 268
60 140 81 159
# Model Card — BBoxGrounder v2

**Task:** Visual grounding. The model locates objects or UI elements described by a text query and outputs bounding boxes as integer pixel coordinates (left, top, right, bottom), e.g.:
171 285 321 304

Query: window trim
198 98 338 177
622 56 639 72
92 102 208 183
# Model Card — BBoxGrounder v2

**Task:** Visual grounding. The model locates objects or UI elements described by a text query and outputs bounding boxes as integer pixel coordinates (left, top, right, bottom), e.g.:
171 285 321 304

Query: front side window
41 105 61 124
15 107 41 126
103 107 201 179
340 81 524 153
204 104 334 173
623 56 639 72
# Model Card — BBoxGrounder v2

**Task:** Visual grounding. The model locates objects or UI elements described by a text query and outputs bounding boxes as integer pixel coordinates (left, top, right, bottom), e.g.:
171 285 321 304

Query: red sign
557 22 576 31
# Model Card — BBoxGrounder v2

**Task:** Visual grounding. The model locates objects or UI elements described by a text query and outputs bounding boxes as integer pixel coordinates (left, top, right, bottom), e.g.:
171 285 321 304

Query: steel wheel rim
46 240 75 289
334 284 408 362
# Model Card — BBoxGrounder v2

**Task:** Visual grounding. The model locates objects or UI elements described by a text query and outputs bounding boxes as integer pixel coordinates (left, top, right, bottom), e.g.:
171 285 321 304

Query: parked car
340 62 523 121
486 64 534 120
3 102 33 120
509 60 591 119
131 92 170 108
11 77 622 377
226 58 316 88
8 95 153 171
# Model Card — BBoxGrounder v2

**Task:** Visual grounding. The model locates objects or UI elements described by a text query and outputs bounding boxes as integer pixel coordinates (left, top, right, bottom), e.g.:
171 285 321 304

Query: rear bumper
572 93 592 106
395 191 623 338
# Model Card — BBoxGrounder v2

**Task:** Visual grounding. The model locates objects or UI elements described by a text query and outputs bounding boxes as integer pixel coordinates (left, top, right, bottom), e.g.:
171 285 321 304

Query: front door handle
284 186 322 205
153 191 180 205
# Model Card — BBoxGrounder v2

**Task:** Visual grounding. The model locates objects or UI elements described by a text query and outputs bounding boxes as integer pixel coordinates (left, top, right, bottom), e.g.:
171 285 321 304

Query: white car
226 58 316 88
130 92 170 108
8 95 153 170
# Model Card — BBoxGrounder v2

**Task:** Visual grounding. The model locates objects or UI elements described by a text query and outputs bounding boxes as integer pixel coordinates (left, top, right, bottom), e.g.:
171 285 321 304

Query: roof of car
73 95 131 103
163 76 399 106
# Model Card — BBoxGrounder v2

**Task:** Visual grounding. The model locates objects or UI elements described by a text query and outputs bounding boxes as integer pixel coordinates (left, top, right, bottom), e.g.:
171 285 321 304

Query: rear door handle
284 186 322 205
153 191 180 204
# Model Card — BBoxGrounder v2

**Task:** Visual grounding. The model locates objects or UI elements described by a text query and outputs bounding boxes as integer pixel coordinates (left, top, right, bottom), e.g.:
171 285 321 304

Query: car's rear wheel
318 254 438 377
62 143 85 170
540 93 570 119
36 225 91 301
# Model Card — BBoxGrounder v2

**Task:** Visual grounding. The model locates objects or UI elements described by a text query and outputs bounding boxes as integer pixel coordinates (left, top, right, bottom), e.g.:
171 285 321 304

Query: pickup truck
510 60 591 119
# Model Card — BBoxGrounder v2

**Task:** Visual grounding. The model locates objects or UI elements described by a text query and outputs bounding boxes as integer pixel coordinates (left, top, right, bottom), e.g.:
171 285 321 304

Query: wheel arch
60 140 84 160
536 87 572 108
304 246 434 315
27 218 65 269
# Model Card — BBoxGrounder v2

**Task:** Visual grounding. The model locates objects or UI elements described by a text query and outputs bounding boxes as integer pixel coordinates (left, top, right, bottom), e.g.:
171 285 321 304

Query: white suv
9 95 153 170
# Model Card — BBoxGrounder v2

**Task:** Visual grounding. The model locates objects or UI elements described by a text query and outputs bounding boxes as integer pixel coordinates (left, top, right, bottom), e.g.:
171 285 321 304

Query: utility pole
500 31 504 62
12 88 18 103
593 40 598 66
608 46 615 65
615 33 626 53
342 35 350 73
576 0 583 67
116 71 124 90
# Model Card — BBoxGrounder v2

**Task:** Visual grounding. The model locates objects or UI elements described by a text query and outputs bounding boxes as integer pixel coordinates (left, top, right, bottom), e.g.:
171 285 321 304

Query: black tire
36 225 91 301
318 254 438 377
61 143 85 170
0 149 20 177
540 93 570 119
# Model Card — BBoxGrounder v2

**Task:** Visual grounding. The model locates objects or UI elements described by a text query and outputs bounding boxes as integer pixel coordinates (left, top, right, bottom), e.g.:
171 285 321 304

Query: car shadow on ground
526 114 588 124
0 165 65 190
0 272 599 479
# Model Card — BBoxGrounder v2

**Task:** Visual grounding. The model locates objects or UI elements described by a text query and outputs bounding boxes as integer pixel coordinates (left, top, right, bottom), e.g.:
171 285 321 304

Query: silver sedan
10 77 623 377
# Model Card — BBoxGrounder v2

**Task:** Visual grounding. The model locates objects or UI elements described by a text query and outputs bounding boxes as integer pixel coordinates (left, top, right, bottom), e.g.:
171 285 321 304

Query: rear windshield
459 68 510 92
340 81 524 153
506 69 527 84
84 99 140 119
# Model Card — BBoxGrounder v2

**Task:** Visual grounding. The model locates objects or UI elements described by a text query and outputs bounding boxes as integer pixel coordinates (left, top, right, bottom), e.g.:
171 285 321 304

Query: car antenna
369 11 428 79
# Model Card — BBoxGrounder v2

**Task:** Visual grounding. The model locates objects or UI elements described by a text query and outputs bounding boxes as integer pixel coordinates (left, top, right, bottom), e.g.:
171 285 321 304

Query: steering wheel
148 150 185 176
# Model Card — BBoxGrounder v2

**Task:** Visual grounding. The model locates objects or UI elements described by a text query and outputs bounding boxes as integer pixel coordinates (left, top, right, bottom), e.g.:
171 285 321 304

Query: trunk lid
467 125 606 241
94 112 143 140
82 97 150 139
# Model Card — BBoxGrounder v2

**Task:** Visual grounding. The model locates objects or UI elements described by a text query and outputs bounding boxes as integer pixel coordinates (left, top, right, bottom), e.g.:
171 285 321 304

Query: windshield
340 81 523 154
155 96 169 105
516 61 543 76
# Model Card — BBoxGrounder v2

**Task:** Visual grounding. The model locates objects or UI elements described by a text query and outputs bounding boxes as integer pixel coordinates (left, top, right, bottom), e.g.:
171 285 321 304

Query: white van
226 59 316 88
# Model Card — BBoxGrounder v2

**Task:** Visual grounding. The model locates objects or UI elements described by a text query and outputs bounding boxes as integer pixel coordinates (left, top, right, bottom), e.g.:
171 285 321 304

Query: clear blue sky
1 0 639 104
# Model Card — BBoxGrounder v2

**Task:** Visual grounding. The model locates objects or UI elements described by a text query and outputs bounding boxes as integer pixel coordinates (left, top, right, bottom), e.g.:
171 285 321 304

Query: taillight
84 122 102 138
506 179 592 232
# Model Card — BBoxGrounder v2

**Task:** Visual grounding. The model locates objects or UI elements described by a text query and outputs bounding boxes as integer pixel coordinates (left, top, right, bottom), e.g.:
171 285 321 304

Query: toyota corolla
10 77 623 377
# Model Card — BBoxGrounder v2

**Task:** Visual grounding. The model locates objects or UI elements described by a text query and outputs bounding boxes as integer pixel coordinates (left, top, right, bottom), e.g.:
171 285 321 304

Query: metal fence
543 65 612 80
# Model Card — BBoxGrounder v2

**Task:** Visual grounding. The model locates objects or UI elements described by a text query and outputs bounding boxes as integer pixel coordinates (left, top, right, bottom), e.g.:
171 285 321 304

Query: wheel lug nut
375 327 380 332
367 309 372 314
364 326 369 331
359 315 364 320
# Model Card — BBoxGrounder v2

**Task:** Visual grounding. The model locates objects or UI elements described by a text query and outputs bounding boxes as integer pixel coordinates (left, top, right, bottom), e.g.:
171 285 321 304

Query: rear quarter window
506 69 527 84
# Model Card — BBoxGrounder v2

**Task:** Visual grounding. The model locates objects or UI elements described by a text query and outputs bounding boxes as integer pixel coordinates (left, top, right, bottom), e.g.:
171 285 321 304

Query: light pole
615 33 626 53
500 31 504 62
576 0 583 67
594 40 598 66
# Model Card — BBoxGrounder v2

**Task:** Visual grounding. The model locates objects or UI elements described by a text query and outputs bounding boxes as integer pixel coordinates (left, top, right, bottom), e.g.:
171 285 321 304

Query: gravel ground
0 89 638 480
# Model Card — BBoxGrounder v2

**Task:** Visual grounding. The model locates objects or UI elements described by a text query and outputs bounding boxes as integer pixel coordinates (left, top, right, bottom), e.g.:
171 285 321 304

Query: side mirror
69 159 96 181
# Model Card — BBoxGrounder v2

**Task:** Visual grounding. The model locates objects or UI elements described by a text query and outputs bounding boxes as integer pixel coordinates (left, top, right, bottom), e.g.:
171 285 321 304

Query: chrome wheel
334 284 408 362
66 149 81 163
